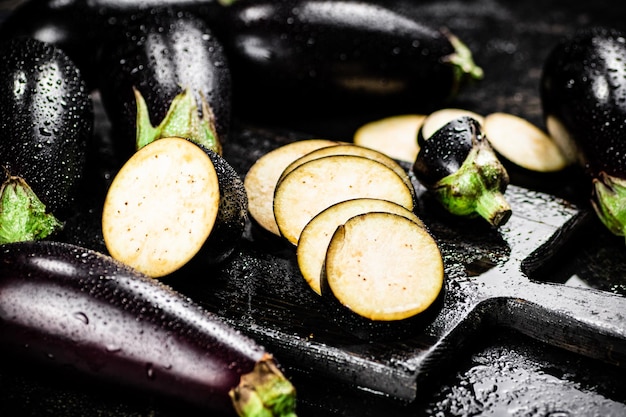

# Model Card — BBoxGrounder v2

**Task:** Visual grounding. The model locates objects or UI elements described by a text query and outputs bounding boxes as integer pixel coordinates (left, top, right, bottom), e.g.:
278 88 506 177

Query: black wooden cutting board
159 126 626 403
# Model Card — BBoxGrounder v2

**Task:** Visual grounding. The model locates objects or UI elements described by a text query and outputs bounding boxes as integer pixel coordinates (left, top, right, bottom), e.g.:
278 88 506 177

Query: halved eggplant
353 114 426 163
412 116 511 227
297 198 424 295
102 135 247 276
96 8 231 160
278 143 415 198
273 155 415 245
0 37 93 241
0 240 297 417
541 26 626 239
102 137 220 277
219 0 483 120
244 139 339 236
483 112 569 173
322 212 444 321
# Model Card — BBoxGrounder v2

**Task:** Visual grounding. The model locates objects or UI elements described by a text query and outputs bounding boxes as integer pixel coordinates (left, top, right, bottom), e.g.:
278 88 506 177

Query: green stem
591 172 626 239
135 87 221 154
434 143 511 227
475 190 512 228
442 28 484 99
0 175 63 244
229 355 298 417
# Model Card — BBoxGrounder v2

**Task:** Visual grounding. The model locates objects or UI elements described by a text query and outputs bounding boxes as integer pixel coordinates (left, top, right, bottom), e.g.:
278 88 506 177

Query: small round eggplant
0 240 297 417
219 0 483 120
0 37 93 241
96 8 231 161
541 26 626 239
412 116 511 227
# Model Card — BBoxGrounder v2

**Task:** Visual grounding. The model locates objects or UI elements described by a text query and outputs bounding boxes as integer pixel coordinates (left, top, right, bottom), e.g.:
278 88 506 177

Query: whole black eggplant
96 8 231 161
412 116 511 227
0 37 93 243
0 0 229 88
217 0 483 121
541 26 626 240
0 240 297 417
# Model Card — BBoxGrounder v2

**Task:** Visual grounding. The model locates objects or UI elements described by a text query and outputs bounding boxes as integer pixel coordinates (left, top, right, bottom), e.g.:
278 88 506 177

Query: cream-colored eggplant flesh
273 155 415 245
421 108 485 140
484 112 570 172
278 143 415 198
545 114 582 166
297 198 425 295
102 137 220 278
244 139 339 236
325 212 444 321
353 114 426 163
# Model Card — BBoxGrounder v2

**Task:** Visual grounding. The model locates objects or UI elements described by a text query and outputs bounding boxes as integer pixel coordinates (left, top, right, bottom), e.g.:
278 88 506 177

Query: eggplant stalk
135 87 221 154
443 29 484 98
231 355 298 417
433 140 511 227
0 175 62 243
592 172 626 239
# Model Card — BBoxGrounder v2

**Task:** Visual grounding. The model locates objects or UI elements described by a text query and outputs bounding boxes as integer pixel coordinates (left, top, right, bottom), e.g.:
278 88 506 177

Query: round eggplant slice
483 112 570 173
273 154 415 245
297 198 425 295
102 137 220 277
323 212 444 321
244 139 339 236
353 114 426 163
278 143 415 198
418 108 484 145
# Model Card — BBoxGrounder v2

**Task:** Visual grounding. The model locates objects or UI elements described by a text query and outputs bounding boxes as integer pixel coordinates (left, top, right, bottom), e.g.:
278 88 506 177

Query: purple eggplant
0 240 298 417
96 8 231 161
0 0 228 88
412 116 511 227
216 0 483 122
0 37 93 243
541 26 626 240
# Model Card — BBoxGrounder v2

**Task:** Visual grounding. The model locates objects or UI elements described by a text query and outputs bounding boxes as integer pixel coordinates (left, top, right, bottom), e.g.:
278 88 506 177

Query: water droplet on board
146 363 155 379
73 311 89 324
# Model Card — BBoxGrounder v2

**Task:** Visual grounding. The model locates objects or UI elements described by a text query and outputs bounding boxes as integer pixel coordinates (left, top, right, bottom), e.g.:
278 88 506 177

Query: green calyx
134 87 221 154
442 29 484 99
591 172 626 240
0 175 63 244
433 142 512 227
229 355 298 417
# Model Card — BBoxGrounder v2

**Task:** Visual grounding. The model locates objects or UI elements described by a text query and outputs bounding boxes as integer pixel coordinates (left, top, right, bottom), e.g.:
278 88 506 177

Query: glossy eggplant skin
0 0 227 88
0 240 296 415
541 27 626 238
541 26 626 177
96 8 232 161
203 148 249 265
218 0 483 120
412 117 511 227
0 37 93 218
